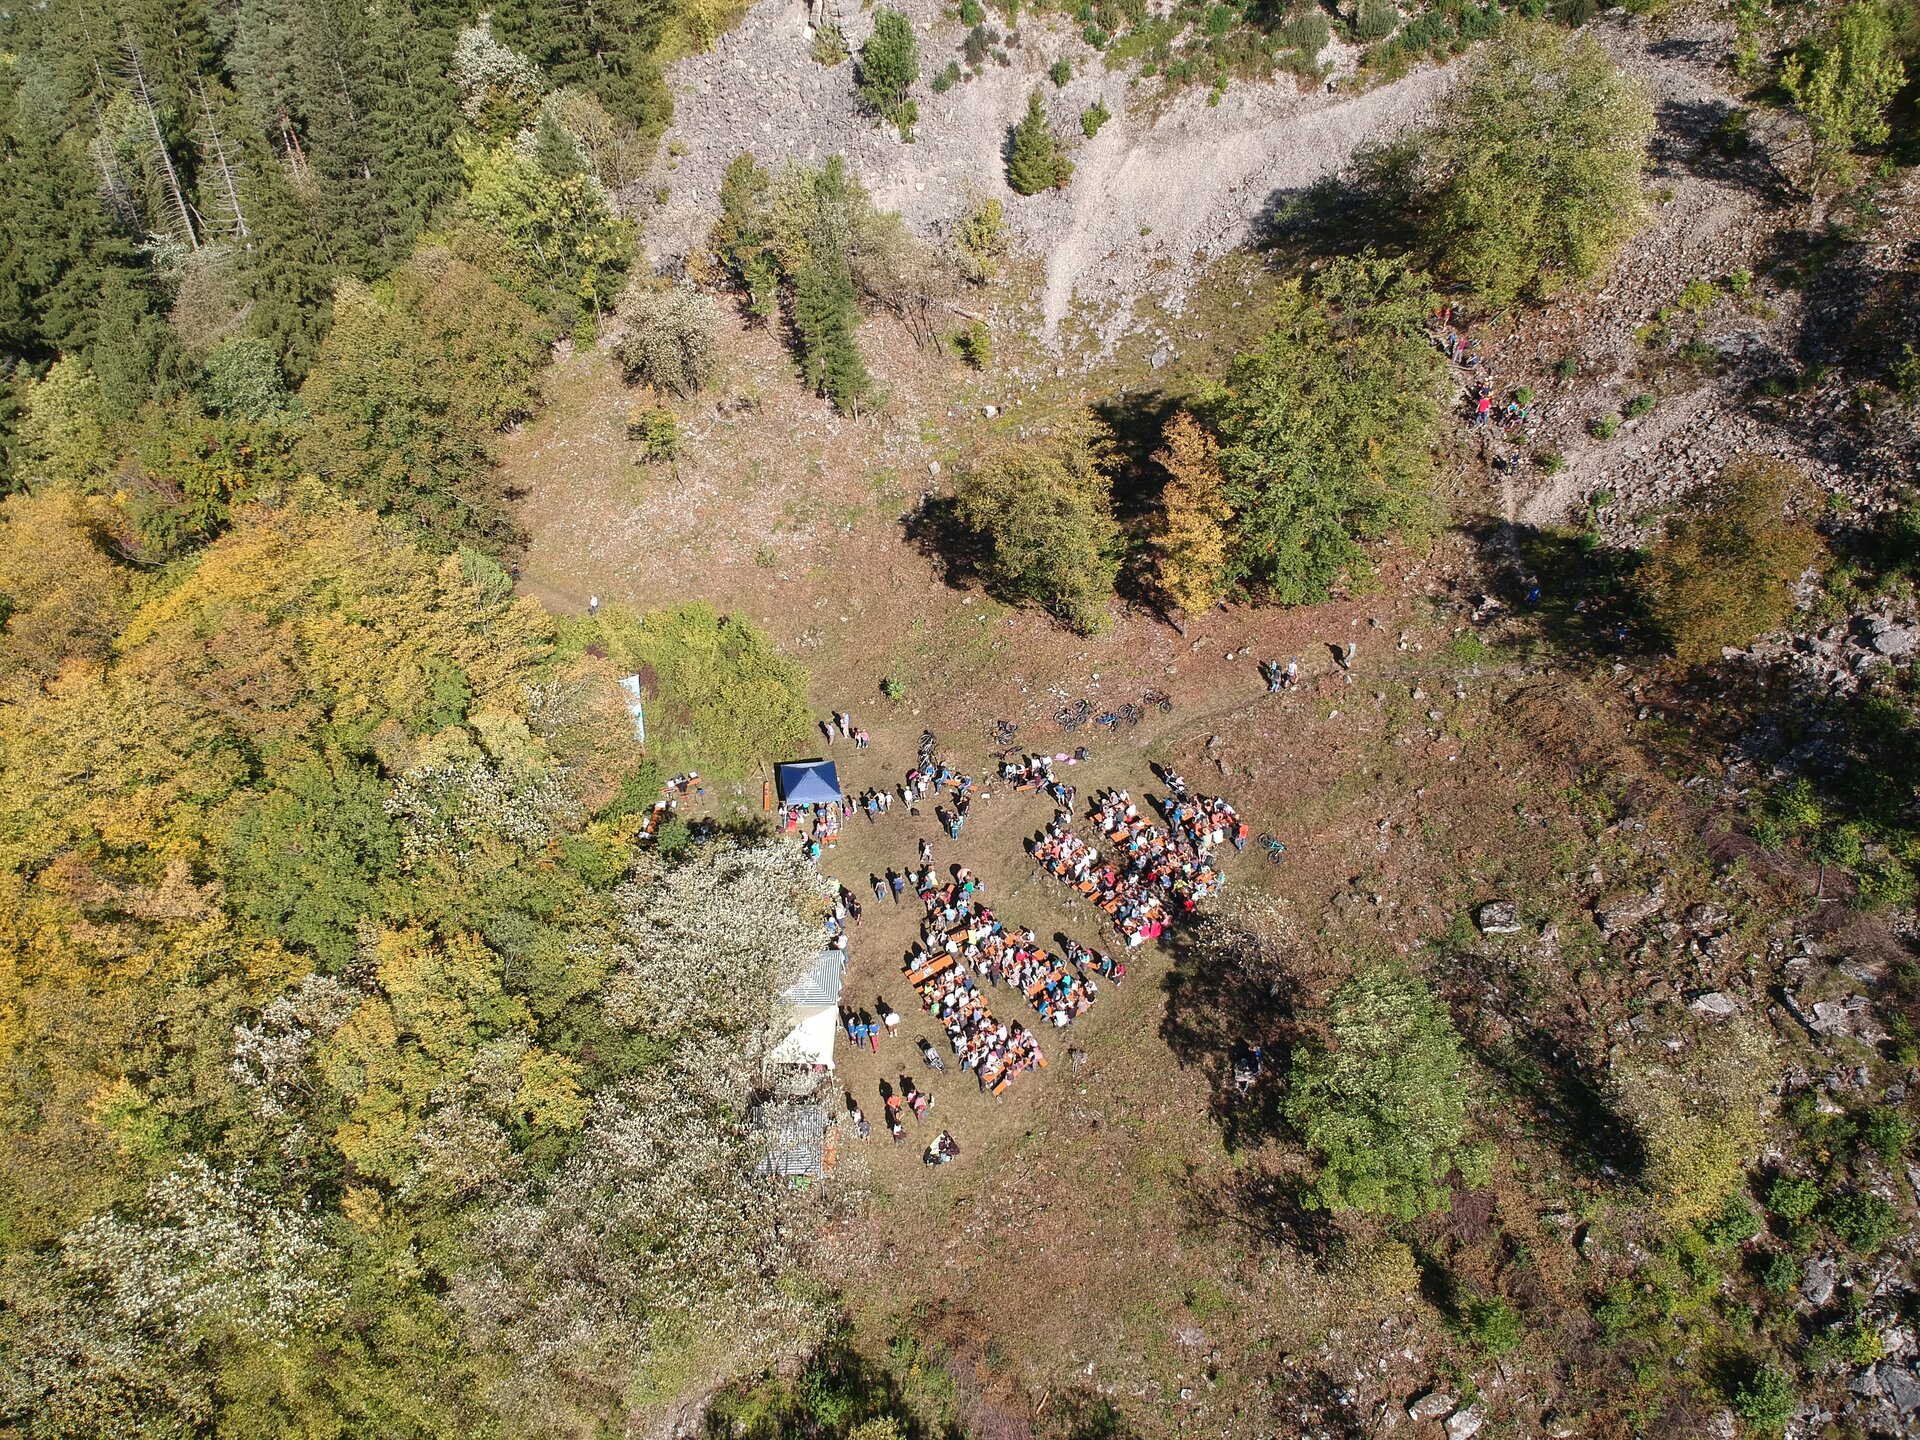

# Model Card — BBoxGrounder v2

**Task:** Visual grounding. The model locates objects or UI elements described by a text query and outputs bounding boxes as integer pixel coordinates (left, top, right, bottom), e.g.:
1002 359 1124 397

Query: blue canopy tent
775 759 843 807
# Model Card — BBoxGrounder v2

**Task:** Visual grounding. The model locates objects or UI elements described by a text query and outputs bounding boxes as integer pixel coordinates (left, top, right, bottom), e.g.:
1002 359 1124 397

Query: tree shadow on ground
1786 225 1920 384
902 493 987 596
1090 390 1182 524
1475 1025 1644 1180
1089 389 1186 619
701 1330 948 1440
1456 515 1657 661
1650 96 1796 202
1041 1391 1134 1440
1668 635 1920 853
1253 166 1424 267
1183 1162 1347 1257
1157 913 1304 1154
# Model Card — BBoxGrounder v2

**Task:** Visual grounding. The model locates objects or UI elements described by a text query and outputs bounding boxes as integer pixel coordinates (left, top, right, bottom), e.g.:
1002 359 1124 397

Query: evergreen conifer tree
492 0 674 136
364 0 464 250
792 262 872 414
1006 90 1071 195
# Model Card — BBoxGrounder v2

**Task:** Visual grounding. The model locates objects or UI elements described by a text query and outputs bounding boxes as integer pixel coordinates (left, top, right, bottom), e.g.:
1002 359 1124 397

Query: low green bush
953 320 992 368
1755 1250 1799 1295
1766 1174 1822 1223
1353 0 1400 40
1730 1362 1796 1428
1278 9 1331 53
1677 277 1717 311
811 21 849 65
628 407 680 461
587 601 813 778
1460 1297 1522 1355
1702 1196 1761 1247
1824 1192 1896 1252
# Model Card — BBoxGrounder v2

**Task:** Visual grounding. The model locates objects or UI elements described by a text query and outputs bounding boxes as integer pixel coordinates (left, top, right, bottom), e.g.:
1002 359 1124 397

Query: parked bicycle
1257 834 1287 865
1056 699 1093 730
1142 688 1174 714
991 718 1018 747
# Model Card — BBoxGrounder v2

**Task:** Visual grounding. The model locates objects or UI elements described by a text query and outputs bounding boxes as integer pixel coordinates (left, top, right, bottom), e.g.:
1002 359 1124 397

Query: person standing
872 874 888 903
588 595 600 617
855 727 870 750
889 870 906 903
837 710 852 740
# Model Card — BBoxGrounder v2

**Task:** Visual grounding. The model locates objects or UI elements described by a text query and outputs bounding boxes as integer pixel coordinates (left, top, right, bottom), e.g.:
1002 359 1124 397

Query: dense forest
0 0 739 552
0 1 846 1435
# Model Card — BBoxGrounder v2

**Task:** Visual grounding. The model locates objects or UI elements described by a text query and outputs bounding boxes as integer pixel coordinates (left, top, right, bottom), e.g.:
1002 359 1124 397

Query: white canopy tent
767 949 844 1071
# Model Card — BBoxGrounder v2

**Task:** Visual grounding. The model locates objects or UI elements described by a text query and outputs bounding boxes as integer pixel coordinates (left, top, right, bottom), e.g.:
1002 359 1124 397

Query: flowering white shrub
61 1158 343 1343
0 1252 212 1439
449 1064 825 1425
385 753 579 866
601 839 829 1037
404 1100 520 1203
449 13 542 122
228 972 360 1120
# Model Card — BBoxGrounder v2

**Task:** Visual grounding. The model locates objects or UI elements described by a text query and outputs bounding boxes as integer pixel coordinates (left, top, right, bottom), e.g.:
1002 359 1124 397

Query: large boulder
1876 1362 1920 1414
1865 616 1920 659
1802 1254 1838 1307
1596 882 1665 936
1407 1390 1456 1422
1474 901 1521 935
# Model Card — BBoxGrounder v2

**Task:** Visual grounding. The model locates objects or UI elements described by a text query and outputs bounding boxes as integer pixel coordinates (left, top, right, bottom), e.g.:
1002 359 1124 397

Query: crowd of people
780 799 841 849
1030 777 1244 947
1439 308 1534 444
820 710 869 748
996 750 1083 813
912 870 1100 1029
1158 773 1248 858
779 718 1251 1174
903 945 1047 1093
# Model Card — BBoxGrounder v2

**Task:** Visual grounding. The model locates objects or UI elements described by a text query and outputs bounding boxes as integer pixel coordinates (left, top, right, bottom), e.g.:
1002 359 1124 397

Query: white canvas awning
767 949 843 1070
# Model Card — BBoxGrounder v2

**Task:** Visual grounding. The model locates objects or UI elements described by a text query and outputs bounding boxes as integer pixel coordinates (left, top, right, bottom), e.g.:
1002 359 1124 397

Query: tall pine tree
492 0 678 136
364 0 464 251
